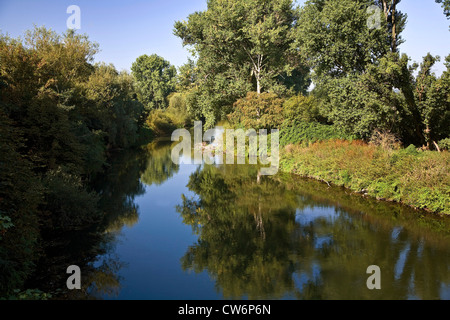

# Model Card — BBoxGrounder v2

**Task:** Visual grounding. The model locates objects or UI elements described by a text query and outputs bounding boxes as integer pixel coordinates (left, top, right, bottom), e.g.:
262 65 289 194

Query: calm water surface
33 139 450 300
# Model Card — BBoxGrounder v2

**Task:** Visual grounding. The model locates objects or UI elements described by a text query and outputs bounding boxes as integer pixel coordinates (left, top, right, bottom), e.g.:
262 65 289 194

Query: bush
438 138 450 151
145 109 178 137
283 94 321 123
280 121 356 146
228 92 284 129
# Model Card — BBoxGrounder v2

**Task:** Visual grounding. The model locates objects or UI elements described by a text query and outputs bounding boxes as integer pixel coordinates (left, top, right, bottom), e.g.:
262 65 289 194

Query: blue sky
0 0 449 75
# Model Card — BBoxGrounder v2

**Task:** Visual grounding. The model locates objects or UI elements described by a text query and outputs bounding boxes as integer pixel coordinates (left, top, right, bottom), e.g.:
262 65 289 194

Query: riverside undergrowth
280 140 450 215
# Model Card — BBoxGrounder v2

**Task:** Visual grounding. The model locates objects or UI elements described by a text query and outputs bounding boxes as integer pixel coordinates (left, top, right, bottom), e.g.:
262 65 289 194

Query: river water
32 139 450 300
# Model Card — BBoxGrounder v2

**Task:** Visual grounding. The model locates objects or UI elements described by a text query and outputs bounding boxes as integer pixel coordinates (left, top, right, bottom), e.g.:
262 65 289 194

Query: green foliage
145 110 178 137
296 0 389 78
436 0 450 28
438 138 450 150
131 54 177 111
0 27 146 297
314 74 397 139
311 51 450 146
280 121 356 146
166 92 191 128
374 0 407 52
283 94 322 123
174 0 309 126
228 92 284 129
81 63 144 150
281 140 450 215
414 53 450 146
5 289 52 300
0 111 42 297
295 1 441 146
176 59 198 92
41 170 101 231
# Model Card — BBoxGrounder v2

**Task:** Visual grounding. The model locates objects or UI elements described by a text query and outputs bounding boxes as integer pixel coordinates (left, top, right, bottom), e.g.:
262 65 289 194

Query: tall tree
296 0 436 145
375 0 407 52
174 0 308 126
131 54 176 111
296 0 389 78
414 53 450 148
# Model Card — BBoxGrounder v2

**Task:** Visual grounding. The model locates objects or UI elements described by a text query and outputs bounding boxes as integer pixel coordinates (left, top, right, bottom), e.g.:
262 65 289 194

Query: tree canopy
174 0 310 127
131 54 177 111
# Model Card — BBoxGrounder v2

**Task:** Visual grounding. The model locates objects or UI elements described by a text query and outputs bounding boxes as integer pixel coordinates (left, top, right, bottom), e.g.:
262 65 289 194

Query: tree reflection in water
27 143 152 299
28 140 450 299
177 163 450 300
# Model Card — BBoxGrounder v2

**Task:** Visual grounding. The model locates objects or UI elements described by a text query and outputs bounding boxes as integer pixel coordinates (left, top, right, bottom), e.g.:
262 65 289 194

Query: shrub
42 170 101 231
369 129 401 151
145 109 178 137
438 138 450 151
283 94 321 123
228 92 284 129
280 121 356 146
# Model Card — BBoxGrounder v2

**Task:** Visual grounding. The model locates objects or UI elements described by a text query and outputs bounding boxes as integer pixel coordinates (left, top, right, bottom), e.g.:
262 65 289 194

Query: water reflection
30 140 450 300
177 163 450 300
141 139 180 187
28 146 151 299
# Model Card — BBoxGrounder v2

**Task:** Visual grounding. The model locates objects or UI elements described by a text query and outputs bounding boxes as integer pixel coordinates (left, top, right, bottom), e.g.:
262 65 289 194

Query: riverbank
279 140 450 216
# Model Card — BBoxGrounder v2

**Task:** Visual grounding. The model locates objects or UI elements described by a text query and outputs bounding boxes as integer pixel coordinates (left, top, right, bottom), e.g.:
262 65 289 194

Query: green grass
280 140 450 215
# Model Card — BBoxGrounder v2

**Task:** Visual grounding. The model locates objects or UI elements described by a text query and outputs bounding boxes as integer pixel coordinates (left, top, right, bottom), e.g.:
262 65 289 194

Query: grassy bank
279 140 450 215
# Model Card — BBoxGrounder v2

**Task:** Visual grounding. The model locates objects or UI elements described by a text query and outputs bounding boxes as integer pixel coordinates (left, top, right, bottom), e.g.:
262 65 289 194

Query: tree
131 54 176 111
81 63 144 150
296 0 389 78
0 111 42 296
375 0 407 52
436 0 450 20
176 58 198 92
283 94 322 124
295 0 441 145
174 0 309 126
0 26 148 296
414 53 450 148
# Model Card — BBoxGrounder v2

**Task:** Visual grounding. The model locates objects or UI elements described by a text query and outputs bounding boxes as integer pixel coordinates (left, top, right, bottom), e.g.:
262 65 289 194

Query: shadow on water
26 140 171 299
28 139 450 299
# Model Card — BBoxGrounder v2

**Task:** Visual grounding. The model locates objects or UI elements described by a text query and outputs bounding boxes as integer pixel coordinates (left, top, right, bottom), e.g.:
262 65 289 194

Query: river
29 138 450 300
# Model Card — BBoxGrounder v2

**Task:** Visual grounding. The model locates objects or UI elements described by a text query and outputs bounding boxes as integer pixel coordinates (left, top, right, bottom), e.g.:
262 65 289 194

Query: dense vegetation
172 0 450 215
170 0 449 150
281 141 450 215
0 27 147 297
0 0 449 299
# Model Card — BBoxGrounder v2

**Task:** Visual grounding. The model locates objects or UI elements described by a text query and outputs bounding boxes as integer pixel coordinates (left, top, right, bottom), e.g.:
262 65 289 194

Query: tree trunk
256 76 261 95
381 0 398 52
432 140 441 152
391 2 397 52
